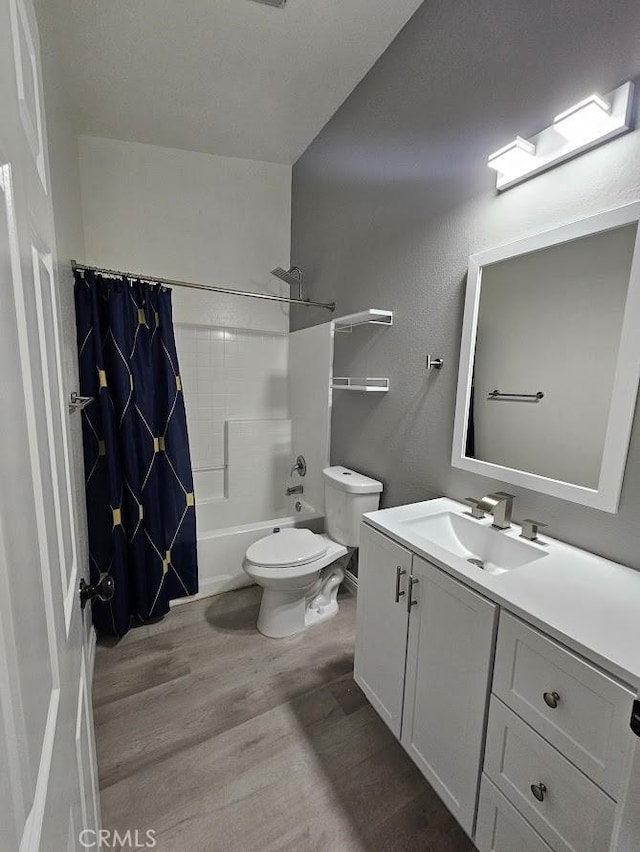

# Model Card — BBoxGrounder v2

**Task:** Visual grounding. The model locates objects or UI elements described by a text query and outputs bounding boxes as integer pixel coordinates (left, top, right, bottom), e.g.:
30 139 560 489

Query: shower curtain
74 269 198 637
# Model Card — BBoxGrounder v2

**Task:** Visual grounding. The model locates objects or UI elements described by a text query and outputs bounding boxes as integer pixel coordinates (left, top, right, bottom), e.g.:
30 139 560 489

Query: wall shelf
333 309 393 332
332 377 390 392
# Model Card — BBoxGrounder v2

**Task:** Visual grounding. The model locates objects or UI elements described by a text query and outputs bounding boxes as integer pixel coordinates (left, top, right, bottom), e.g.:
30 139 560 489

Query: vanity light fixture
488 81 634 191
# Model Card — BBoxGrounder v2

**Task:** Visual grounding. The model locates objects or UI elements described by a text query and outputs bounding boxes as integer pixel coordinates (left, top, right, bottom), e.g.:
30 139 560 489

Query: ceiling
53 0 424 164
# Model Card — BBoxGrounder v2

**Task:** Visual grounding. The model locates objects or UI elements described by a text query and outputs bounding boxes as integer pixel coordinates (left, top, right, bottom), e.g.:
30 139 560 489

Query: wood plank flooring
93 586 475 852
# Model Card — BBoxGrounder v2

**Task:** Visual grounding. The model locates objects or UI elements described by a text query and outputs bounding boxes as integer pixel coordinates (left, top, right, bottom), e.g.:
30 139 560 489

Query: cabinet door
354 524 412 738
401 556 498 835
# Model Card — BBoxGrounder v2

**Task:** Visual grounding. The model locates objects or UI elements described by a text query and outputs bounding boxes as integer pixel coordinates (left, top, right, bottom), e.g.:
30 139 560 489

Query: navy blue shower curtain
74 270 198 637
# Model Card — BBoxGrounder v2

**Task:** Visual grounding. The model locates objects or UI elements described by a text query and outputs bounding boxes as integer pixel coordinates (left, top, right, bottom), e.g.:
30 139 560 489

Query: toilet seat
245 528 328 569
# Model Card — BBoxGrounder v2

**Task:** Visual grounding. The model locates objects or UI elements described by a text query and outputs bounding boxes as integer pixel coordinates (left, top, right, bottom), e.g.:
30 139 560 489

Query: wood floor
93 586 475 852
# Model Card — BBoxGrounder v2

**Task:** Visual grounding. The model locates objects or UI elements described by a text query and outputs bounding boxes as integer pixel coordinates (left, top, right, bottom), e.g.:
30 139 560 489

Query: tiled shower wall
174 324 289 503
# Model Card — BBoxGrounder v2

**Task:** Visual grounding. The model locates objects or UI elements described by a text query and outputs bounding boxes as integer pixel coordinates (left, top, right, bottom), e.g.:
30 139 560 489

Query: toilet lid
245 529 327 568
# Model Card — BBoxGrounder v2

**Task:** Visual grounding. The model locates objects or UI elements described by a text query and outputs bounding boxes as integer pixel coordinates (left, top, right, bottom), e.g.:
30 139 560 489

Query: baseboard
343 569 358 595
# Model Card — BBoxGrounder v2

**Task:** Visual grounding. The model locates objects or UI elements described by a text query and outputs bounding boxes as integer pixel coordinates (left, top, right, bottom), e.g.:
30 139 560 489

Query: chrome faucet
290 455 307 477
286 485 303 496
477 492 515 530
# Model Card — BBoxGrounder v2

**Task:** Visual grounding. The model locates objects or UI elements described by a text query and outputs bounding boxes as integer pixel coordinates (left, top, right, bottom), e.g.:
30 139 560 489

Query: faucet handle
492 491 516 502
464 497 486 520
520 519 547 542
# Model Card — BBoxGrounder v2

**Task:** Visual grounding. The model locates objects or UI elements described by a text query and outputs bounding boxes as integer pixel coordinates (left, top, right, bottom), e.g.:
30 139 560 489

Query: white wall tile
176 321 291 524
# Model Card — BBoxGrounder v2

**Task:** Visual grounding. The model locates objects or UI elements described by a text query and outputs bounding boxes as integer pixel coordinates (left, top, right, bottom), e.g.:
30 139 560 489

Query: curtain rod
70 260 336 312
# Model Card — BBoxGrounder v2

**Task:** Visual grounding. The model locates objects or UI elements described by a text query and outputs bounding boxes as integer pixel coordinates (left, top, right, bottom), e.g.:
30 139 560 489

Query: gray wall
290 0 640 569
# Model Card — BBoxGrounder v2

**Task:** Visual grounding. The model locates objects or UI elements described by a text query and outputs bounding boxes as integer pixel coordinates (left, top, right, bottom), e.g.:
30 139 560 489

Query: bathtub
172 503 324 605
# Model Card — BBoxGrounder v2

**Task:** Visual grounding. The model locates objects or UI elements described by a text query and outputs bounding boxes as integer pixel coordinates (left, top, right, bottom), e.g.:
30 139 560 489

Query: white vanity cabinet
354 524 498 835
355 516 637 851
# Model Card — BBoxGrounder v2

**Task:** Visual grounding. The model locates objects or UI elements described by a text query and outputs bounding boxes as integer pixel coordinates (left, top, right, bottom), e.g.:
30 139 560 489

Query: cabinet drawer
476 775 553 852
484 696 615 852
493 611 632 797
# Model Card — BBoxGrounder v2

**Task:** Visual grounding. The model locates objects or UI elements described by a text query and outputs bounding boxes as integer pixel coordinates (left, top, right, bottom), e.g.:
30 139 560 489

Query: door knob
79 574 115 610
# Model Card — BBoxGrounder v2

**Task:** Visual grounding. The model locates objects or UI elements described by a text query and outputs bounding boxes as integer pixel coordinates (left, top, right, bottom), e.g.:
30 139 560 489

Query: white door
401 556 497 836
354 525 412 738
0 0 100 849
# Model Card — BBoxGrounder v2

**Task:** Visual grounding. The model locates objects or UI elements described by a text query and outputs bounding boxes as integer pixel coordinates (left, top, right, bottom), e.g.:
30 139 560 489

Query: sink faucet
477 492 515 530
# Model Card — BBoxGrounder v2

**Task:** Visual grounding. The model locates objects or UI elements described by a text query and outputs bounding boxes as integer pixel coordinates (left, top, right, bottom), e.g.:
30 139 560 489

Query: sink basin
400 511 549 575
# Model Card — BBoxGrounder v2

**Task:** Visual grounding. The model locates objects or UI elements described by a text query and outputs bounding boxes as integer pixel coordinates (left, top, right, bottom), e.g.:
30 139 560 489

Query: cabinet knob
543 691 560 709
394 566 406 603
530 782 547 802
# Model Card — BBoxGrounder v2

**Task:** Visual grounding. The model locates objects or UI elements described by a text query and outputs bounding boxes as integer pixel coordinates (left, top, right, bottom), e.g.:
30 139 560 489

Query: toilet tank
323 466 383 547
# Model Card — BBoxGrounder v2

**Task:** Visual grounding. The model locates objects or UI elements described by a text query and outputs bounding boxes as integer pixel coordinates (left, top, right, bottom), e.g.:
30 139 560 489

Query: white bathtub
172 503 324 605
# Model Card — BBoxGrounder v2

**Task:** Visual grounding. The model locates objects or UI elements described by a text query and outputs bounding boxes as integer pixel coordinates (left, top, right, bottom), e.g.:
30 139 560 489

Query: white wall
473 224 636 487
77 135 294 535
288 323 335 514
78 135 292 310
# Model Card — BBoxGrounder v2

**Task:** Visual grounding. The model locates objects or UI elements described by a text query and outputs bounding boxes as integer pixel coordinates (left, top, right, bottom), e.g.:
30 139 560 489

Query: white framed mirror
452 202 640 512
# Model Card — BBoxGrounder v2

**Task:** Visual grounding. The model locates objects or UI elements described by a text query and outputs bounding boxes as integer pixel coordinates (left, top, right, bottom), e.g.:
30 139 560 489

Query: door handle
407 577 419 613
79 574 115 610
394 566 406 602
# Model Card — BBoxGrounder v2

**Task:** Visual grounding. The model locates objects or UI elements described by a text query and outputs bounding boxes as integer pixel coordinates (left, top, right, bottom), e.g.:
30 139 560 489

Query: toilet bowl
243 529 349 638
243 466 383 638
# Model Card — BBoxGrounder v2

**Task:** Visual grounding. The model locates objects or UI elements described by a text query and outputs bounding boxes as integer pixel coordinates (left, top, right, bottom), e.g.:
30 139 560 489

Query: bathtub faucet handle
290 455 307 477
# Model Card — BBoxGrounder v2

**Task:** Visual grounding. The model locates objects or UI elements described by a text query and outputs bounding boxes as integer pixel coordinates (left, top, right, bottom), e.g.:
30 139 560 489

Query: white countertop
364 497 640 689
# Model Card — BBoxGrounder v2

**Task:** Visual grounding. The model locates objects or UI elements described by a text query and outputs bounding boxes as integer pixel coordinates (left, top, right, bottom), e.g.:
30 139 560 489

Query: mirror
452 203 640 512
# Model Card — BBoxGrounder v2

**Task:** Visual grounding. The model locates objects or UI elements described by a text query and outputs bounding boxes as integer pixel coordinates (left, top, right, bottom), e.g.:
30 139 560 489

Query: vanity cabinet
355 525 498 835
355 519 636 852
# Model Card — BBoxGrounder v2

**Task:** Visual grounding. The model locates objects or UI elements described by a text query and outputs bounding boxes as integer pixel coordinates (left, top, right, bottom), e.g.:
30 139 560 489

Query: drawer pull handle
543 691 560 709
407 577 419 613
530 782 547 802
394 566 406 602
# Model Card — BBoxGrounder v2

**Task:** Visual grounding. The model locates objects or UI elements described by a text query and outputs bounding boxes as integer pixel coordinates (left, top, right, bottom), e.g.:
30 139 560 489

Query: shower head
270 266 301 287
270 266 305 301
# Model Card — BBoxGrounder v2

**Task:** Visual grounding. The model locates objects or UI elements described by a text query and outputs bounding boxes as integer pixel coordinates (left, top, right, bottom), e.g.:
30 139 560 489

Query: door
0 0 100 849
354 524 412 737
401 556 497 836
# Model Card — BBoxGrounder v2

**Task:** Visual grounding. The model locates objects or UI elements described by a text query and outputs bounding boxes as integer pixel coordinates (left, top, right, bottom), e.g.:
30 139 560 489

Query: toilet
243 465 383 638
